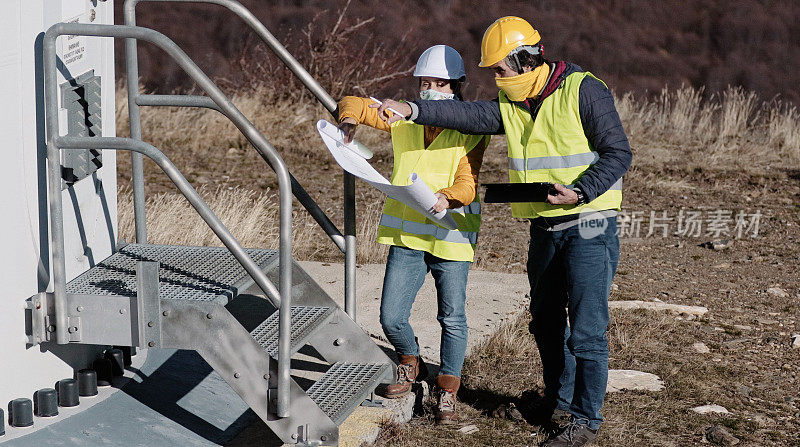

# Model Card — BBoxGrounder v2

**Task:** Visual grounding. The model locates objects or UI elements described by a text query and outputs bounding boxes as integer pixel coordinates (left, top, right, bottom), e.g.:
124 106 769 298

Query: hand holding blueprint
316 120 458 230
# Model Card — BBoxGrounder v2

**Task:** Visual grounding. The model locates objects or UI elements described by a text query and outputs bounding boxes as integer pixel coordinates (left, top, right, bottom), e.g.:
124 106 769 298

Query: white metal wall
0 0 117 409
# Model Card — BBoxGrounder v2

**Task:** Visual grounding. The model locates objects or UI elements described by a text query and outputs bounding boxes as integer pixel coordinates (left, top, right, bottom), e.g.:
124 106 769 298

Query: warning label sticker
61 15 87 67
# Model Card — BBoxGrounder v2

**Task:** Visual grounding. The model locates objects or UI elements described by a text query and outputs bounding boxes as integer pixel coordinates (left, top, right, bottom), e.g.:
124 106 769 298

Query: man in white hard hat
374 17 631 447
337 45 489 424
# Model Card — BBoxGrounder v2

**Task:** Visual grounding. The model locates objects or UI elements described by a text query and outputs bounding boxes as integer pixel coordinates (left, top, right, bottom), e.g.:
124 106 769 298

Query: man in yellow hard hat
374 16 631 447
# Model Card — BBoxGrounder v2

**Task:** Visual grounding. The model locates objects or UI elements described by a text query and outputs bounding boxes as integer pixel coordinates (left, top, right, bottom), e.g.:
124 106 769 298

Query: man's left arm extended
574 77 633 202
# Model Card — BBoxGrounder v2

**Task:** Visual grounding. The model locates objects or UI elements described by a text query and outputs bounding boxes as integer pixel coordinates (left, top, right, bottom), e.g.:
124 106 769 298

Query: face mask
419 89 455 101
494 63 551 102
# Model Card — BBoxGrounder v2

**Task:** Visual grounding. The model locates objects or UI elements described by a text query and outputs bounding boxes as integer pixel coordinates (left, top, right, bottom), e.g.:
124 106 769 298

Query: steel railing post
123 4 147 243
42 30 68 343
343 174 357 321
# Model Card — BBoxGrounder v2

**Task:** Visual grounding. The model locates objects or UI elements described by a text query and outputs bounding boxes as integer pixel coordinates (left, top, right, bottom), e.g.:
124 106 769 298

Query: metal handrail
124 0 359 322
58 136 283 304
136 94 223 112
43 23 294 417
132 93 347 253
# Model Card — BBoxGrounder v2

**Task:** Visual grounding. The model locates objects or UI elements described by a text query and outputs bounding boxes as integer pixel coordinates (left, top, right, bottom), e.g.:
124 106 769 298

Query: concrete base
2 349 262 446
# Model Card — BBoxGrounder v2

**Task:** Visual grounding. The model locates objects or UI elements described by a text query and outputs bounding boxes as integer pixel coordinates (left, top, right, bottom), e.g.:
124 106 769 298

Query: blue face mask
419 89 455 101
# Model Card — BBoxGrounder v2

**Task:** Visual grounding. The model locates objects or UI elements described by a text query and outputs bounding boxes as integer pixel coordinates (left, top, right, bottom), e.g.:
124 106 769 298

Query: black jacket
410 62 632 203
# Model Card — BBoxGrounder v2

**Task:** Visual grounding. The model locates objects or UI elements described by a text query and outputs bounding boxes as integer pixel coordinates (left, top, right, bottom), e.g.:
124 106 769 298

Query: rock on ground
792 334 800 349
608 300 708 316
705 425 740 445
606 369 664 393
693 342 711 354
692 404 730 415
767 287 789 298
458 425 479 434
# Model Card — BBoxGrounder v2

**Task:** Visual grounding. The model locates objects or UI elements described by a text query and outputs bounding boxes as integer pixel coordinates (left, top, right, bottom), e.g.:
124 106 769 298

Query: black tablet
482 182 554 203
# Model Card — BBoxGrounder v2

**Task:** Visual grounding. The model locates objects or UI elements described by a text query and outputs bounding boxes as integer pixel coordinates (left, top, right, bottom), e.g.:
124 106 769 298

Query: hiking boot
540 408 571 438
383 355 428 399
434 374 460 424
540 421 599 446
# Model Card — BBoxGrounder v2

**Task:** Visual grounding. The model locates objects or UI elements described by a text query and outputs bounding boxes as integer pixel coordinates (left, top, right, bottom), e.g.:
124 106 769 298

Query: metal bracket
67 294 139 345
67 315 82 342
26 292 53 345
136 261 161 348
26 292 143 346
294 424 325 446
360 391 383 408
268 387 278 415
329 311 339 325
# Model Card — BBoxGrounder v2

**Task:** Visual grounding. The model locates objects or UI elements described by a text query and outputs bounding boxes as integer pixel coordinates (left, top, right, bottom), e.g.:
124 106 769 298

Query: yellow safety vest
499 71 623 218
376 120 487 262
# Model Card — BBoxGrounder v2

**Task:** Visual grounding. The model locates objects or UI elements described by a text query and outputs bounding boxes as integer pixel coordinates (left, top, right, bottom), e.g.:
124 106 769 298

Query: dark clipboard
482 182 554 203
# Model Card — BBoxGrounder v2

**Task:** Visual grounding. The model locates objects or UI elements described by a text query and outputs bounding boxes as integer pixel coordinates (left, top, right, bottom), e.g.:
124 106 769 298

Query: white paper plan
316 120 458 230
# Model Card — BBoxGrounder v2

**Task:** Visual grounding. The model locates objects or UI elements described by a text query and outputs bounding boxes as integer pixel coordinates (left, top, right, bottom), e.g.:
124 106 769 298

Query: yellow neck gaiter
495 63 551 102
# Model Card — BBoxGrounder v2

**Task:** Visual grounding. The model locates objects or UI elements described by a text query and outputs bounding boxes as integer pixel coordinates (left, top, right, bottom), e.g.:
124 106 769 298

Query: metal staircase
28 2 396 445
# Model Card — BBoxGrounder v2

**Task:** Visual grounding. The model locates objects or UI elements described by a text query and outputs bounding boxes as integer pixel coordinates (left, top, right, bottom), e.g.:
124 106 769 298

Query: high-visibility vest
376 120 487 262
499 71 623 218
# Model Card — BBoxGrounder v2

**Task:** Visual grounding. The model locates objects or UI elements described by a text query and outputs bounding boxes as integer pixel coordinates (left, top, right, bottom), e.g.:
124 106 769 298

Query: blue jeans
380 245 470 377
527 217 619 430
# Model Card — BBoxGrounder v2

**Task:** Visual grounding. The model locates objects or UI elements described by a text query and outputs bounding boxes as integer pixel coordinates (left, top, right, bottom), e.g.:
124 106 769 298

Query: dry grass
615 85 800 169
767 103 800 150
374 304 800 446
116 185 389 264
115 81 328 159
118 186 319 259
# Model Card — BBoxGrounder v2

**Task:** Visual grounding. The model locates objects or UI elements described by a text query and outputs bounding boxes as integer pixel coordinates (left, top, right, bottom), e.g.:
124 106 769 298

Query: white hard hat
413 45 466 80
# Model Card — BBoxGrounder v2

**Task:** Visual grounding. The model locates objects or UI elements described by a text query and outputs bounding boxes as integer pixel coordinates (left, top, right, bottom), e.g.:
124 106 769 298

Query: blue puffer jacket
410 62 632 204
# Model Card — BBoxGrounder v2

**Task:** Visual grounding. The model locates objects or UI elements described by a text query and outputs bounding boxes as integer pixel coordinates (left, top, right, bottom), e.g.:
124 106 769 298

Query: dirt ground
117 102 799 445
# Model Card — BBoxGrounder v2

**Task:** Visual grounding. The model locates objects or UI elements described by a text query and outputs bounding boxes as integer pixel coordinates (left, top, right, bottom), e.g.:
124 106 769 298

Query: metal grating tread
66 243 278 301
250 306 334 357
306 362 391 425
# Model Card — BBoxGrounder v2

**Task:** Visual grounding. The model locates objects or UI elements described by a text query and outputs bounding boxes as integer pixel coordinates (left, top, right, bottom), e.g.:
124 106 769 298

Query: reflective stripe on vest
500 71 623 218
379 214 478 245
509 152 600 171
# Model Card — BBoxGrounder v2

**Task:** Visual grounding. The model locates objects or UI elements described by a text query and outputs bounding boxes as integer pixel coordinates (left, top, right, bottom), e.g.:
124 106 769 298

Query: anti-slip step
249 306 335 357
306 362 392 425
66 243 278 302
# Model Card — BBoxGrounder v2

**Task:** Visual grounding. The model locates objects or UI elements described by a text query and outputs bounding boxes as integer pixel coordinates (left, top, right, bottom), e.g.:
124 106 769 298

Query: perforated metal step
250 306 335 357
66 243 278 302
306 362 392 425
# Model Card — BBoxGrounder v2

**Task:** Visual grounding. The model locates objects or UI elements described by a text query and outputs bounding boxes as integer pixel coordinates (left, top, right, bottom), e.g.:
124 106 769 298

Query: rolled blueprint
317 120 458 230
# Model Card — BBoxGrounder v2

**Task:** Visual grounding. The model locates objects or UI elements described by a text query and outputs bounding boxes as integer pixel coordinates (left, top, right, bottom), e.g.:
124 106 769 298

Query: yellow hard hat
479 16 541 67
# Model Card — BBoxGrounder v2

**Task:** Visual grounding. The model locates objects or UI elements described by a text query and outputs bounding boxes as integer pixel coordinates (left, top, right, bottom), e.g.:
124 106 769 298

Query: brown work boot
384 355 427 399
434 374 460 424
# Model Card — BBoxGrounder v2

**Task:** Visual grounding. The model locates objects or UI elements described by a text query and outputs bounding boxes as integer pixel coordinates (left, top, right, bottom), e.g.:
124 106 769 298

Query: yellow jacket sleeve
337 96 391 133
437 136 489 207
